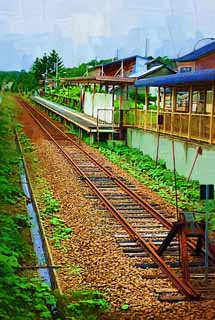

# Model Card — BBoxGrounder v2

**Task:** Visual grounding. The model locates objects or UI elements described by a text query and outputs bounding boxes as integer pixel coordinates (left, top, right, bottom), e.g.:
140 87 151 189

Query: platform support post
79 128 83 139
108 132 112 140
205 185 209 284
90 133 95 145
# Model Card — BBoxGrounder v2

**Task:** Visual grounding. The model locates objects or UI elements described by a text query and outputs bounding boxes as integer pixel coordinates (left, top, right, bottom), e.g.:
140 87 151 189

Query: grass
0 94 57 319
16 95 110 319
95 142 215 231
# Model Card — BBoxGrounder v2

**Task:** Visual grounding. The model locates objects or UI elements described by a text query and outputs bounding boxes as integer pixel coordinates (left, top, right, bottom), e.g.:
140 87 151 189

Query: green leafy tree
12 70 38 92
31 57 44 81
156 56 176 69
32 51 64 81
62 58 114 78
47 50 64 76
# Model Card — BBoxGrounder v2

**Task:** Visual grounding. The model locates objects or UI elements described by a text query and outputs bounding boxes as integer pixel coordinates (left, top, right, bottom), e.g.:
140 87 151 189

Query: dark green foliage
12 70 38 92
156 56 176 69
0 108 23 203
56 290 110 320
0 96 56 319
62 57 114 77
97 143 201 211
0 71 19 89
0 95 110 319
129 90 157 106
0 70 38 93
32 50 64 81
40 188 72 249
0 213 56 320
45 86 81 111
47 50 64 77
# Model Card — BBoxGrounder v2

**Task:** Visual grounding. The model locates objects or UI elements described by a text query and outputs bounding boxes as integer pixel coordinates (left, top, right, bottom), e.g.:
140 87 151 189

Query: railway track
16 96 215 301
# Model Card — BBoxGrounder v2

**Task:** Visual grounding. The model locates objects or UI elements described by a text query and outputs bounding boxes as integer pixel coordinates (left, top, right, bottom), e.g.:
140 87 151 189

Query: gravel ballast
18 104 215 320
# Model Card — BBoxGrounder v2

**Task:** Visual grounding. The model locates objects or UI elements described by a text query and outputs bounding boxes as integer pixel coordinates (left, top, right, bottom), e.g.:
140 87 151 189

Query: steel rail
24 97 214 259
17 97 172 229
17 97 201 299
16 99 207 256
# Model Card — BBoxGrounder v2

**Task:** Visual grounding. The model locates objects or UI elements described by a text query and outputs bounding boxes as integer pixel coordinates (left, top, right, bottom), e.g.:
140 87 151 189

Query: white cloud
1 0 215 69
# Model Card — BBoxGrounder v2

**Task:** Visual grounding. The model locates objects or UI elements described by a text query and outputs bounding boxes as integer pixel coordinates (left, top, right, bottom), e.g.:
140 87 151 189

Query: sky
1 0 215 70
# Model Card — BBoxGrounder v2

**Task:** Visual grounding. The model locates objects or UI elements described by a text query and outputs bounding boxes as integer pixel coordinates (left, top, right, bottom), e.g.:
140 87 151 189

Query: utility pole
145 37 149 57
55 62 58 88
44 68 48 94
116 48 119 60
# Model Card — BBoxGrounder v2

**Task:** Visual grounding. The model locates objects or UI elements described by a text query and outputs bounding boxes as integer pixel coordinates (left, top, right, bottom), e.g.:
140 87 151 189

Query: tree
11 70 38 92
32 56 46 81
156 56 176 69
47 50 64 76
31 50 64 81
61 58 113 78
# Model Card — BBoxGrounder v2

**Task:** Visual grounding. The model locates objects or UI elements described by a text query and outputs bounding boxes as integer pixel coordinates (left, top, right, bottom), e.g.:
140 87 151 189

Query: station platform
31 96 118 135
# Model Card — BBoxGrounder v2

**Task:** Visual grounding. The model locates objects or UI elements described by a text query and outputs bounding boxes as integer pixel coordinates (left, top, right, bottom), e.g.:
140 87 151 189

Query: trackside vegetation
0 95 57 319
94 142 215 230
0 94 110 319
24 95 215 231
97 142 200 210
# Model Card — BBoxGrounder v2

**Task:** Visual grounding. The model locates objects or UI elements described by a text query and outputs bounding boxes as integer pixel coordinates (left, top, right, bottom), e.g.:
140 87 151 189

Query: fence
122 109 215 144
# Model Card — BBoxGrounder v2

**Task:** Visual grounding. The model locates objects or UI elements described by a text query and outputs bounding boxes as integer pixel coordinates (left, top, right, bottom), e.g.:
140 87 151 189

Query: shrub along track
16 96 215 318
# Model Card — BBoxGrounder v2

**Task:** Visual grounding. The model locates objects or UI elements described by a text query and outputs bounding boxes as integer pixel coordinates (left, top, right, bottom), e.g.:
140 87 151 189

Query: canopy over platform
135 68 215 88
60 75 135 86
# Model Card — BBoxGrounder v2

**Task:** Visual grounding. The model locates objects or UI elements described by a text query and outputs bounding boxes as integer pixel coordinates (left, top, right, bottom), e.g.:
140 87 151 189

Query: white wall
127 128 215 184
83 92 113 123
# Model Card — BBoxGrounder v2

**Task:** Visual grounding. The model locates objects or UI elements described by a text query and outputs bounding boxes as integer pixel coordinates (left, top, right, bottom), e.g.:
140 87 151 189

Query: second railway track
17 96 215 301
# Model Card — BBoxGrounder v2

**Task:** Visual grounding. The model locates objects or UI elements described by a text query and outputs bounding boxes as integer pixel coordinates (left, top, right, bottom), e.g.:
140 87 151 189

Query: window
192 90 210 114
176 89 189 112
163 88 172 111
206 90 213 113
180 67 192 73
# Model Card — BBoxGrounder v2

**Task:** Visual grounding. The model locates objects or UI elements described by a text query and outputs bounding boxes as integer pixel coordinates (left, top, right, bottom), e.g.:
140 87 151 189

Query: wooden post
162 88 166 132
171 87 176 134
145 87 149 129
162 88 166 111
188 85 193 139
157 87 161 112
203 89 207 114
209 85 215 144
121 60 124 77
119 86 124 139
157 87 161 132
155 87 162 162
126 85 129 100
90 133 94 145
145 87 149 110
135 87 138 108
92 84 96 117
112 85 115 107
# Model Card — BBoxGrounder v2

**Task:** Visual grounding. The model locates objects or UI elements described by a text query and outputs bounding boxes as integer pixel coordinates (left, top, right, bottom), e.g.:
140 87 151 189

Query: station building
38 47 215 183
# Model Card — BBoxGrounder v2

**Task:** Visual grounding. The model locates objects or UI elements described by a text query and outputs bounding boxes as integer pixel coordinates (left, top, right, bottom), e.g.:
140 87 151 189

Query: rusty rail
16 96 200 300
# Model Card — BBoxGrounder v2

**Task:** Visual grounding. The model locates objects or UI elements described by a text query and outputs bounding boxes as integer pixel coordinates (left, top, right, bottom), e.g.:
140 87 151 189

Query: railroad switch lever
157 212 205 282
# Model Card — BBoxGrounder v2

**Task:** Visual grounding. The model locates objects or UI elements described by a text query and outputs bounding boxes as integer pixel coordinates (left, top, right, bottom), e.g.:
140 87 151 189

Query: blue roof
177 41 215 62
135 68 215 87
